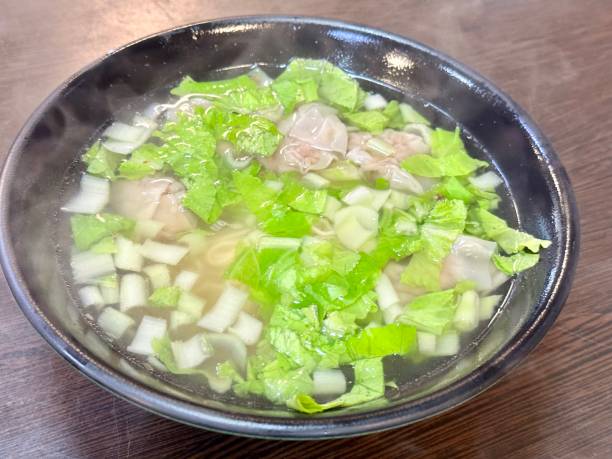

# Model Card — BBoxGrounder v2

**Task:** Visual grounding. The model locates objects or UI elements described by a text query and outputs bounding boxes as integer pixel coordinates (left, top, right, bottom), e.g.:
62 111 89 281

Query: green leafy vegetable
171 75 280 113
149 286 182 308
288 358 385 413
493 252 540 275
382 100 406 129
274 59 365 112
70 213 134 251
118 144 164 180
402 128 487 177
401 199 467 291
271 78 319 112
345 323 417 359
279 175 328 214
342 111 389 134
472 208 551 254
89 236 117 254
397 288 458 335
82 141 122 180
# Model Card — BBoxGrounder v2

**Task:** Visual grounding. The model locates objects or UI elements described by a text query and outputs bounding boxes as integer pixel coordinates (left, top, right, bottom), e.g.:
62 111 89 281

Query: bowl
0 16 579 439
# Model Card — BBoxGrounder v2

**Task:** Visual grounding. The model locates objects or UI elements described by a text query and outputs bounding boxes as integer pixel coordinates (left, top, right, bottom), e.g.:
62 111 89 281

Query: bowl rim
0 15 580 439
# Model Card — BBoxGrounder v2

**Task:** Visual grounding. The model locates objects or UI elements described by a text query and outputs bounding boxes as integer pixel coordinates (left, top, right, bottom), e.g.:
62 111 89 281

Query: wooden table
1 1 611 457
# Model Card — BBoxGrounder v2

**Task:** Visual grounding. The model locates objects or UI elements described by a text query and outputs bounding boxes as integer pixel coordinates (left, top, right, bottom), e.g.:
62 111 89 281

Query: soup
61 59 551 413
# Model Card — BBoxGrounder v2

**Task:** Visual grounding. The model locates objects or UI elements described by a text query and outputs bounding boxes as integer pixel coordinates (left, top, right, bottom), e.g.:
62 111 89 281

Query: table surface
1 0 611 457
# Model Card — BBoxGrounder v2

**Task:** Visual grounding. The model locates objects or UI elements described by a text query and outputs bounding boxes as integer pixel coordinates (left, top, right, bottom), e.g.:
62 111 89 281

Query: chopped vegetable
65 59 552 414
127 316 167 355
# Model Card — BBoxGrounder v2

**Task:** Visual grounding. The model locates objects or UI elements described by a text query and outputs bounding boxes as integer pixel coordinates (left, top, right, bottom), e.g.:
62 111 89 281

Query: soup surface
62 59 551 413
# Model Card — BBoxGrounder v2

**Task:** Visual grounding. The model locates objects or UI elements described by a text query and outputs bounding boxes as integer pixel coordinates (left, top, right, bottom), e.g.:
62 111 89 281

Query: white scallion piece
479 295 503 321
454 290 480 332
143 264 171 289
383 303 404 325
366 138 395 156
71 251 115 284
170 310 197 331
119 273 147 311
258 236 302 250
333 205 379 251
102 116 157 155
198 284 248 333
102 122 147 143
127 316 167 356
375 273 400 310
174 270 198 291
434 333 460 356
97 307 135 340
207 374 233 394
61 174 109 214
140 239 189 265
100 284 119 304
302 172 330 189
323 196 342 220
312 369 347 395
364 93 388 110
114 236 143 272
388 190 410 210
171 334 213 369
78 285 104 309
403 123 433 145
417 332 437 355
177 291 206 318
342 185 391 211
228 312 263 346
248 65 274 87
134 219 165 241
399 103 429 125
489 269 510 292
205 333 247 371
469 171 503 191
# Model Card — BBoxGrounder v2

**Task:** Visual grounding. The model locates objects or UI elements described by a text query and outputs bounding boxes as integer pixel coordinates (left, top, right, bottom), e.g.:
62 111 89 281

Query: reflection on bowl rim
0 16 579 439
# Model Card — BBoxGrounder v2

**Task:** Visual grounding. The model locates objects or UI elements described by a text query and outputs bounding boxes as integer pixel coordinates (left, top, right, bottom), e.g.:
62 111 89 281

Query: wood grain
1 0 611 457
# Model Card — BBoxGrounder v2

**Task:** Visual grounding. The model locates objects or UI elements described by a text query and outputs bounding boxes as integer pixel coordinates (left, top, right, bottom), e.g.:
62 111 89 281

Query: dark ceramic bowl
0 16 578 439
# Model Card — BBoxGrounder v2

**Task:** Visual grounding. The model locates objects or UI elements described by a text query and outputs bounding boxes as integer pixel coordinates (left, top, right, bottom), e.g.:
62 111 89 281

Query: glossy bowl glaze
0 17 579 439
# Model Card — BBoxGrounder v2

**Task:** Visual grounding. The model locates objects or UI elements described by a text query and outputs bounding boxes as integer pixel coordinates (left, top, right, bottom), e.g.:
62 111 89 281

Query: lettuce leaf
70 213 134 251
89 236 117 254
279 175 328 214
401 128 487 177
342 110 389 134
221 113 283 157
274 59 365 112
149 286 182 308
82 141 122 180
401 200 467 291
118 143 165 180
259 356 314 404
371 208 422 265
397 288 458 335
493 252 540 275
232 170 313 237
382 100 406 129
271 78 319 112
155 112 218 181
472 208 551 254
322 292 377 337
345 323 417 360
288 358 385 413
171 75 279 113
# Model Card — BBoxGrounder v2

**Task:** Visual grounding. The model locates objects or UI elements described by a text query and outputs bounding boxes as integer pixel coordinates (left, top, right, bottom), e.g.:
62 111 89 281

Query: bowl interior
0 17 577 438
